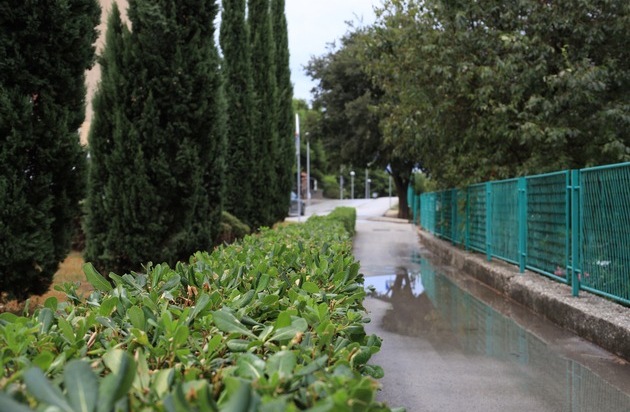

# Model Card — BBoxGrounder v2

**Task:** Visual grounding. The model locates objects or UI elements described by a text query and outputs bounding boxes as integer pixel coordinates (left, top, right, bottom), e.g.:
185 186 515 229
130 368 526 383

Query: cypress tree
85 0 226 274
271 0 294 221
220 0 255 226
0 0 99 300
248 0 278 228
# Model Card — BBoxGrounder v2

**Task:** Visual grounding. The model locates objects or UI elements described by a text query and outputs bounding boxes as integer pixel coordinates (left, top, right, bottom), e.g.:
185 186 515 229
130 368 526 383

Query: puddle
364 257 630 412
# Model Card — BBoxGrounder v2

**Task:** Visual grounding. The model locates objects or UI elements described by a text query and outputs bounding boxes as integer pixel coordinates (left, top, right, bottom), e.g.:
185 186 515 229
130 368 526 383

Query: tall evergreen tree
85 0 226 274
248 0 278 228
220 0 255 226
0 0 99 300
271 0 294 221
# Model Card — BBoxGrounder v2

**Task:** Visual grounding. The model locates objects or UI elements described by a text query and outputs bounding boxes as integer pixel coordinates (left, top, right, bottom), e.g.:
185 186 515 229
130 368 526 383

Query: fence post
465 187 470 250
452 189 458 245
518 177 527 273
486 182 492 261
570 170 581 297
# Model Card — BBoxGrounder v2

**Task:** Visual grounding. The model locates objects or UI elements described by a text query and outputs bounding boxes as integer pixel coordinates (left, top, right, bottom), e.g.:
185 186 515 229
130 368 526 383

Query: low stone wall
418 229 630 362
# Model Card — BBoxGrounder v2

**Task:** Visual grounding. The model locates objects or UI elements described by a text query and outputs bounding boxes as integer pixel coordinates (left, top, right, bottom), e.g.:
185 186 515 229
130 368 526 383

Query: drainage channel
361 250 630 412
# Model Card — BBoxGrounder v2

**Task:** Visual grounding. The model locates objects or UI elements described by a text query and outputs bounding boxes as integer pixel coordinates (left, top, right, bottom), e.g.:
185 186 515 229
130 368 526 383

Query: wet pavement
344 200 630 412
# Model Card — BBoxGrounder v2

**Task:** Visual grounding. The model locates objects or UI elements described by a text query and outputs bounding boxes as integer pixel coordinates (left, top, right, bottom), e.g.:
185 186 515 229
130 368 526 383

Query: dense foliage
0 0 99 299
248 0 280 228
0 209 396 411
368 0 630 187
220 0 256 226
271 0 295 222
85 1 227 275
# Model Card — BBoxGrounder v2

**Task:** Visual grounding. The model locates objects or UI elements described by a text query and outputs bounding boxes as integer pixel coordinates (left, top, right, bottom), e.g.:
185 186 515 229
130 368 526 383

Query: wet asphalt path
353 213 554 411
349 199 630 412
287 197 630 411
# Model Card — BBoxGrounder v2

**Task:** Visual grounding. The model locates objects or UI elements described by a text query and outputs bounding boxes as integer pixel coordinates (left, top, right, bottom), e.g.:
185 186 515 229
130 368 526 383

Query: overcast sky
285 1 382 103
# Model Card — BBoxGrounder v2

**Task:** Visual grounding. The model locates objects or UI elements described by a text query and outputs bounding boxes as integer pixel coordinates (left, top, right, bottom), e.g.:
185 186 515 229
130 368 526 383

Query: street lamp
305 132 311 204
365 168 369 199
367 179 372 199
350 170 355 199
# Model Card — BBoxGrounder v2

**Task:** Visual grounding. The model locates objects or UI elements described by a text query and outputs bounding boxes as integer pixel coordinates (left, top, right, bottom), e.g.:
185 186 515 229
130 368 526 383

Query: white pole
295 114 301 220
306 140 311 204
389 174 392 208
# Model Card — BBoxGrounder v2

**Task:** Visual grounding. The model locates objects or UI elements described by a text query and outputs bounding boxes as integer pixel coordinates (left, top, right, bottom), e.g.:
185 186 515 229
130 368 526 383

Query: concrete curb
418 229 630 362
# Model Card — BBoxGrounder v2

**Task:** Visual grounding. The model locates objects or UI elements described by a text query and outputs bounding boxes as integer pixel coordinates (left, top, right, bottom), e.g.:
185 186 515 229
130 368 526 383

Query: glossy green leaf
269 317 308 342
127 305 145 329
302 281 320 293
57 317 75 343
83 262 113 292
23 368 73 412
98 350 137 412
64 360 99 412
152 368 174 398
296 355 328 377
188 293 211 322
38 307 54 334
266 350 296 380
211 310 256 338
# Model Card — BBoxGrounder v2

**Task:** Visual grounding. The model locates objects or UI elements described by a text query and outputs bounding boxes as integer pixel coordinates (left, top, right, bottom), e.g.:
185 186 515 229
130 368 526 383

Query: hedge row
0 209 398 411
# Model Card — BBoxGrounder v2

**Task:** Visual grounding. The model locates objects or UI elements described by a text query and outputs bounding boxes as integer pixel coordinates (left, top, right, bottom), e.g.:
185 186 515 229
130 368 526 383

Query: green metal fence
413 161 630 306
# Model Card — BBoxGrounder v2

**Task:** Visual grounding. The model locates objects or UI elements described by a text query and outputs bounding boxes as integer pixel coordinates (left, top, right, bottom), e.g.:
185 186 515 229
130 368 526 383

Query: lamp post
365 168 369 199
350 170 355 199
295 114 301 219
306 132 311 204
367 179 372 198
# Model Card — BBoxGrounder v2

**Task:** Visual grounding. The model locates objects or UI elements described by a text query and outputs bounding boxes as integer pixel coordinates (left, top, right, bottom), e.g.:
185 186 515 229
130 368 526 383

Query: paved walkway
353 214 551 411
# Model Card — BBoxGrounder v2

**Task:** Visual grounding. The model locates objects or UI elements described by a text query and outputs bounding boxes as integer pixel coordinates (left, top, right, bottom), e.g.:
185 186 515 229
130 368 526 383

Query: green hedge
0 208 398 411
310 207 356 237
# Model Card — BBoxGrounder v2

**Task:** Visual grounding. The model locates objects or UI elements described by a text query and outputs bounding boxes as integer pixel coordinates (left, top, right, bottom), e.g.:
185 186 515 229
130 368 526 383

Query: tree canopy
368 0 630 187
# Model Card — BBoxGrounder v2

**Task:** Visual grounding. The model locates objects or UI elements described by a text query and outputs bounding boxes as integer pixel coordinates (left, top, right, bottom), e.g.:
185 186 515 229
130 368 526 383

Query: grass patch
0 251 91 314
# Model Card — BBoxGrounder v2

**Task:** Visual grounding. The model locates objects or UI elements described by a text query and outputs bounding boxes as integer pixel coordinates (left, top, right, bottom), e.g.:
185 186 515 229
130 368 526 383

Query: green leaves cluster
367 0 630 187
0 209 393 411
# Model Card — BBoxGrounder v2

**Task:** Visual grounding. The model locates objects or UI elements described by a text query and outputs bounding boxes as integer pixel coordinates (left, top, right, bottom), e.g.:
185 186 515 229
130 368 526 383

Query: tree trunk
392 170 410 220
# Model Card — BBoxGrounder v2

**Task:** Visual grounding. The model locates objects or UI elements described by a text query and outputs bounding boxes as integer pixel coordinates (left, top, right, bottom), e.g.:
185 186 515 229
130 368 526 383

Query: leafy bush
313 207 356 236
0 208 396 411
215 211 251 245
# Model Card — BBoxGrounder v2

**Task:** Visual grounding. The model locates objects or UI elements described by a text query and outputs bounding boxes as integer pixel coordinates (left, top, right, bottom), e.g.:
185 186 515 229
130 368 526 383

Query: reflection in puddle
364 257 630 412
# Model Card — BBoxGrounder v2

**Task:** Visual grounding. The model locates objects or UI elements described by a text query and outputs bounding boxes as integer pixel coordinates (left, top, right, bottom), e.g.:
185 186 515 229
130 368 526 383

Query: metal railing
412 162 630 305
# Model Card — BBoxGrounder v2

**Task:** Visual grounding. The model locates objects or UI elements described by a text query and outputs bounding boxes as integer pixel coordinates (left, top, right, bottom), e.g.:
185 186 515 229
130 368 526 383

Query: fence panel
580 163 630 304
413 161 630 305
440 190 454 242
454 189 467 246
490 179 519 264
467 184 486 253
421 193 436 234
526 171 570 283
